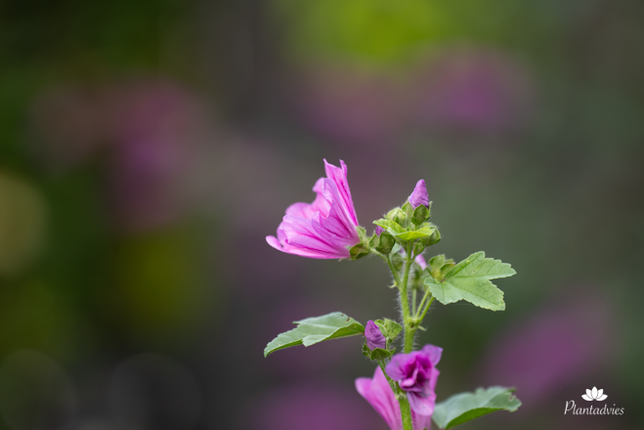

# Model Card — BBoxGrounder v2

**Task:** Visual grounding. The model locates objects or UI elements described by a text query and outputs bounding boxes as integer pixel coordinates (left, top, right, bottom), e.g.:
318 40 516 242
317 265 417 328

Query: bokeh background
1 0 643 429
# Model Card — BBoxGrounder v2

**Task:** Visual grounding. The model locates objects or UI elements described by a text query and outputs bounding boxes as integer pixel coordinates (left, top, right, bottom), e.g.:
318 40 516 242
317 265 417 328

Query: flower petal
581 394 592 401
355 367 403 430
407 391 436 416
597 394 607 401
412 411 433 430
421 345 443 367
591 387 598 399
323 159 359 226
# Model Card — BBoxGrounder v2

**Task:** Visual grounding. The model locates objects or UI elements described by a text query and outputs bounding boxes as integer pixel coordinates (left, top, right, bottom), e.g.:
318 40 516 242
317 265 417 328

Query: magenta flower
365 321 386 351
386 345 442 416
408 180 429 209
356 367 433 430
266 159 360 259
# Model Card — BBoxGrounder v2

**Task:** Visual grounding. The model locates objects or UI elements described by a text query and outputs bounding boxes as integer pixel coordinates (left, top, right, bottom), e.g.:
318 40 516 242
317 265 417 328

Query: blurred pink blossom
292 65 407 146
250 381 384 430
478 289 615 408
413 47 535 134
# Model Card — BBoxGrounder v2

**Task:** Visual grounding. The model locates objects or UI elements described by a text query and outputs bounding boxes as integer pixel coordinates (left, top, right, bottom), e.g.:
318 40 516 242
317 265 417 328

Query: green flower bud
411 203 431 225
376 232 395 255
349 243 370 260
413 241 426 257
385 207 407 226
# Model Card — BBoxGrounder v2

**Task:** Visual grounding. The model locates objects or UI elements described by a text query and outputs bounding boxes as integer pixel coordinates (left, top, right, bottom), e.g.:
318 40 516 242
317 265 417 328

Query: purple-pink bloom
266 159 360 259
356 367 433 430
386 345 442 416
375 226 384 236
408 180 429 209
414 254 427 270
365 321 386 351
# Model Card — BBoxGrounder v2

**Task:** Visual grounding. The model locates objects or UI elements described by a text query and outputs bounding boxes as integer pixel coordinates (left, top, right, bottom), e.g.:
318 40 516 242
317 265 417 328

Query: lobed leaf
432 386 521 429
264 312 364 357
423 252 515 311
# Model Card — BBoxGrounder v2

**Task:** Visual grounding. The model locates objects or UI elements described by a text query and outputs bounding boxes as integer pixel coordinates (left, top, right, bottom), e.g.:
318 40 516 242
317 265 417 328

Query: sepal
411 203 431 225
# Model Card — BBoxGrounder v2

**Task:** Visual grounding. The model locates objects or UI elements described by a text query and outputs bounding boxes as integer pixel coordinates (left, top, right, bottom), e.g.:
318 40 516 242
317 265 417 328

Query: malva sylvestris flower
364 320 386 351
386 344 442 416
266 159 360 259
355 367 433 430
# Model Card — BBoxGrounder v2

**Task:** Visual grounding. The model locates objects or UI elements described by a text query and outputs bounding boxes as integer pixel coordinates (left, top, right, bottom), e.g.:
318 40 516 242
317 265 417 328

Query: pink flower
355 367 433 430
386 345 442 416
266 160 360 259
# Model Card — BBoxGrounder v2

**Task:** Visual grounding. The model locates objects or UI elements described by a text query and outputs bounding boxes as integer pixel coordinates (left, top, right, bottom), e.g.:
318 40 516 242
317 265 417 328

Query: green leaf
423 252 515 311
432 386 521 429
264 312 364 357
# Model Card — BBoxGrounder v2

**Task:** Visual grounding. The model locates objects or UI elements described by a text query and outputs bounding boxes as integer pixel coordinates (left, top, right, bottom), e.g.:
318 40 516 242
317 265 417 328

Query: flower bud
375 231 395 255
365 320 387 350
411 204 431 225
408 179 429 209
374 226 384 236
413 241 426 258
385 207 407 225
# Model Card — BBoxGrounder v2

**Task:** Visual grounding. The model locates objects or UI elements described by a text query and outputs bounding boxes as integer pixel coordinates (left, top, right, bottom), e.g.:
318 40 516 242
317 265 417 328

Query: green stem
415 287 433 319
385 254 401 286
412 289 417 316
398 395 414 430
399 248 415 354
417 296 435 323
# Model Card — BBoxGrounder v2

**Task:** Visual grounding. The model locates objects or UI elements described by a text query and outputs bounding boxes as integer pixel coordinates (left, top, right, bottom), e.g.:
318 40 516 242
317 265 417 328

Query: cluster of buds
350 179 441 261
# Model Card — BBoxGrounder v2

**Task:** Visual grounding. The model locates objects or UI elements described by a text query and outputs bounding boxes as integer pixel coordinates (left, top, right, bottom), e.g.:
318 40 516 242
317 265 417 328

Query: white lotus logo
582 387 607 401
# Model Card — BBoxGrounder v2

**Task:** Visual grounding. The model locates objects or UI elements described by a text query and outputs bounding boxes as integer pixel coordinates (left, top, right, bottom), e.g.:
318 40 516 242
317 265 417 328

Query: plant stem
417 296 435 322
398 395 414 430
398 248 415 354
385 254 401 286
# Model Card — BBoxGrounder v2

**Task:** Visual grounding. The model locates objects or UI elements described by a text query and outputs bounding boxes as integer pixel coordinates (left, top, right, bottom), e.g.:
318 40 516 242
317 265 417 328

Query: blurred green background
1 0 643 429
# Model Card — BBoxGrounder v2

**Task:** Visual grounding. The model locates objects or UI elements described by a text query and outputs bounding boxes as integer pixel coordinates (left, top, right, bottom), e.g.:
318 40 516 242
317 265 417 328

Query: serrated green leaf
445 251 515 281
264 312 364 357
432 386 521 429
423 252 515 311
